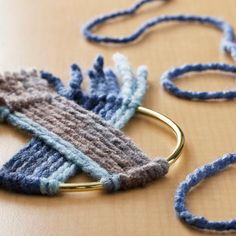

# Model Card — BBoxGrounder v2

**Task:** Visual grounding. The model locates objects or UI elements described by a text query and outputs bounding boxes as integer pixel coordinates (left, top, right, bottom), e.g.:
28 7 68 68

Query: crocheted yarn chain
175 154 236 232
161 63 236 100
83 0 235 60
82 0 236 232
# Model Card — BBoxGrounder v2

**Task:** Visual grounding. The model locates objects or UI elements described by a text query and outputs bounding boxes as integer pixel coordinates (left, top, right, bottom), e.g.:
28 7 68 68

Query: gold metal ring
59 106 185 192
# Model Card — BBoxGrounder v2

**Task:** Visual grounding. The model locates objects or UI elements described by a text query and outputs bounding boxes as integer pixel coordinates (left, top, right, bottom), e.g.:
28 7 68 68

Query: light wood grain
0 0 236 235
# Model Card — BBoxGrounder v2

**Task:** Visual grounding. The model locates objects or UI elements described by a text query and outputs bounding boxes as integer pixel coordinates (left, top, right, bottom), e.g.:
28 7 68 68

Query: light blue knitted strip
1 108 120 194
49 162 77 182
40 162 79 195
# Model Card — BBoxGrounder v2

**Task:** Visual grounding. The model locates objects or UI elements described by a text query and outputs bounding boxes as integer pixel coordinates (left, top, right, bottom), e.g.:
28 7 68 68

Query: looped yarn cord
83 0 236 61
175 153 236 232
161 63 236 100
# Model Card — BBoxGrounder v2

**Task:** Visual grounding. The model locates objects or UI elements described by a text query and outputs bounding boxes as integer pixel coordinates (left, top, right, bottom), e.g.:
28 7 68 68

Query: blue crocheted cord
83 0 236 61
161 63 236 100
175 153 236 232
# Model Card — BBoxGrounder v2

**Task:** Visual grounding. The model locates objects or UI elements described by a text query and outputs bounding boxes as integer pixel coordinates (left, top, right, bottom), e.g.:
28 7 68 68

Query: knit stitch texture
0 54 169 195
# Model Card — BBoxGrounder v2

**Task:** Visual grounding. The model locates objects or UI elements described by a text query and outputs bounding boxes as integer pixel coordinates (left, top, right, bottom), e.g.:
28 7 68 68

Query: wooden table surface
0 0 236 235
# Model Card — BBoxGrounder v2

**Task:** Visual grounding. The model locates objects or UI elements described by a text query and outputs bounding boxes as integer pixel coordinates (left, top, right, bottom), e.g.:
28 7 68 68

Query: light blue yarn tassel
110 53 148 129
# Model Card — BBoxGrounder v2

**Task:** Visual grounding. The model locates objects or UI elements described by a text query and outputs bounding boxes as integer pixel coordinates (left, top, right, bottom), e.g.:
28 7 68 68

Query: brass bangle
59 106 185 193
137 106 185 165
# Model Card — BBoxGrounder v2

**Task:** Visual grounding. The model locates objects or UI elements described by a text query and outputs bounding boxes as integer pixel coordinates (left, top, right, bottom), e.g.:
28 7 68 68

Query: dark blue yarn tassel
40 71 67 96
41 64 84 101
67 63 84 100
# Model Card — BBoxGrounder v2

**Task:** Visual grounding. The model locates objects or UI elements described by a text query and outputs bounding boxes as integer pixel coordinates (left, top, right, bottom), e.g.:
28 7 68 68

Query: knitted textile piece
0 54 168 195
175 153 236 232
1 55 123 195
0 56 119 195
0 138 78 195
